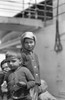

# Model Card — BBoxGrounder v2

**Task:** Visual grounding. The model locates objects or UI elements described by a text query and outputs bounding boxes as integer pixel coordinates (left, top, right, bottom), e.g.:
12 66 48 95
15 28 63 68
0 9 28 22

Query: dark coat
21 51 41 85
4 66 35 99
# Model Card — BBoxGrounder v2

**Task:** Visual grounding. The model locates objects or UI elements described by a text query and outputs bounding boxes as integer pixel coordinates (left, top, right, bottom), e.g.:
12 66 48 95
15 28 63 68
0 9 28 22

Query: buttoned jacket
4 66 35 93
21 51 41 85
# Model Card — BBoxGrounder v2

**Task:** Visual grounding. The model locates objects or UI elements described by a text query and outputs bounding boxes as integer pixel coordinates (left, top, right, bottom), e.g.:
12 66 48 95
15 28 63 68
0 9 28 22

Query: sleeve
35 54 40 78
3 71 10 82
0 72 4 85
35 54 41 85
24 68 35 89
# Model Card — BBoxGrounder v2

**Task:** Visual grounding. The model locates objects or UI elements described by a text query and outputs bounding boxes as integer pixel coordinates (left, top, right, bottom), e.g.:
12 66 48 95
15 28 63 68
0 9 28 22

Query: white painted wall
34 20 65 98
33 0 65 98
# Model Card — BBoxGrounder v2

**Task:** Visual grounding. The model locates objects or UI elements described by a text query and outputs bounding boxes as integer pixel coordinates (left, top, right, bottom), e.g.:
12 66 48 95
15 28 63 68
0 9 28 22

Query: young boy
20 32 57 100
20 31 41 85
3 51 35 100
20 32 42 100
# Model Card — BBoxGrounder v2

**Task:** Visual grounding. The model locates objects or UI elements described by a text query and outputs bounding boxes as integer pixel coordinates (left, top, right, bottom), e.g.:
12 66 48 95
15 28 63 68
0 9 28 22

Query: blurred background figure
39 80 57 100
0 67 4 100
1 59 11 100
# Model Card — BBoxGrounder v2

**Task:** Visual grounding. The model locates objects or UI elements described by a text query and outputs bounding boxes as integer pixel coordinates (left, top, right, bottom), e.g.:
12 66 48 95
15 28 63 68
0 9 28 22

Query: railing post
28 1 31 18
22 0 24 18
44 0 47 26
35 0 38 19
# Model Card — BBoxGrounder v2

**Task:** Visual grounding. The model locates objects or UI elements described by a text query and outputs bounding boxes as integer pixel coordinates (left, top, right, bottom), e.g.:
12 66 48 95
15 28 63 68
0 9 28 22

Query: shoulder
19 66 30 73
0 71 4 74
21 52 26 57
5 70 11 77
33 52 39 60
33 52 38 57
20 66 29 70
0 71 4 78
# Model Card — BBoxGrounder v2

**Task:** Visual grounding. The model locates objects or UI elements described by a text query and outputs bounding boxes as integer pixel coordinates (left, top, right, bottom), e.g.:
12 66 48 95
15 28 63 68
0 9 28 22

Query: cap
21 31 36 43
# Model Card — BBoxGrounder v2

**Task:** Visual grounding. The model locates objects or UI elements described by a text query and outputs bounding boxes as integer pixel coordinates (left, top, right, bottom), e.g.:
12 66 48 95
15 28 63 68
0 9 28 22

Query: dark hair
6 51 21 60
1 59 9 68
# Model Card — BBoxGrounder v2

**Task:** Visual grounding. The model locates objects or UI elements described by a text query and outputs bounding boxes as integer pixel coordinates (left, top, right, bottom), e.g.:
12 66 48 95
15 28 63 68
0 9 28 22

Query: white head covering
21 31 36 43
20 32 36 51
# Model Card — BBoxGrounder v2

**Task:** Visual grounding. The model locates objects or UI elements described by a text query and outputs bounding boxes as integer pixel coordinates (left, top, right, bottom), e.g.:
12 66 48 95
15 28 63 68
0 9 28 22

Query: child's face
9 58 20 70
2 62 11 72
24 38 35 51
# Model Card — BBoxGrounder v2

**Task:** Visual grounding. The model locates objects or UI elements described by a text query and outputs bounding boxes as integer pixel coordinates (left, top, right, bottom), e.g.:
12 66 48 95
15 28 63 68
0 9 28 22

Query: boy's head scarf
20 32 36 51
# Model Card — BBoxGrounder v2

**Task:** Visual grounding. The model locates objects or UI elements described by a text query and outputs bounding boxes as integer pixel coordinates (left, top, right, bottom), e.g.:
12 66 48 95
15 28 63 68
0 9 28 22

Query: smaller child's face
24 38 35 51
2 63 11 72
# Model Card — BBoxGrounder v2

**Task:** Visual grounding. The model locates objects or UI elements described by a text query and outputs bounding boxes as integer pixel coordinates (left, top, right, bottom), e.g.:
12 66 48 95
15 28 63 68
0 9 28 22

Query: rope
54 0 63 53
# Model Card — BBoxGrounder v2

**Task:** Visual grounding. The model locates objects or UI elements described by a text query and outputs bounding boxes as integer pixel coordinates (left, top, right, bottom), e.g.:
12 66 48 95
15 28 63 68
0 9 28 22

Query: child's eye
25 42 28 44
11 60 16 62
30 41 33 43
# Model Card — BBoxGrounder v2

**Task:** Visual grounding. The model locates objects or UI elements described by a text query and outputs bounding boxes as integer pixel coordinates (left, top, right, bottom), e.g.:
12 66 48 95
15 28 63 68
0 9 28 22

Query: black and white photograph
0 0 64 100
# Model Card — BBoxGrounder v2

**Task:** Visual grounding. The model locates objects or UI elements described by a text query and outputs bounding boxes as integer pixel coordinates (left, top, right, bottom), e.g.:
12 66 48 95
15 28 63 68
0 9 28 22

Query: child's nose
10 62 12 65
28 43 31 46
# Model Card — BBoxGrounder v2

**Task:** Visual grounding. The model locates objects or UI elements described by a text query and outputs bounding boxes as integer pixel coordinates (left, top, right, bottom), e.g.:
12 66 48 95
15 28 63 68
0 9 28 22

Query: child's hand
1 81 8 92
19 81 26 85
17 81 27 88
